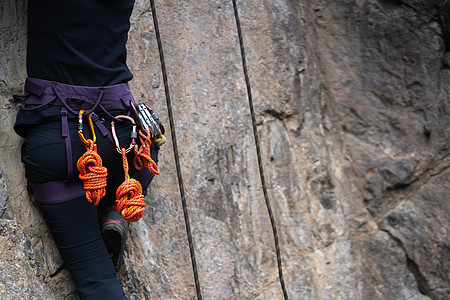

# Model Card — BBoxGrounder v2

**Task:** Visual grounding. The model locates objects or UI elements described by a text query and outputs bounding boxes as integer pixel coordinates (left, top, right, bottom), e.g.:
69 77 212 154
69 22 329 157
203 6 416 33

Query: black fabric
27 0 135 87
20 2 156 298
14 105 63 138
22 115 129 184
38 196 128 300
23 116 156 300
22 115 157 191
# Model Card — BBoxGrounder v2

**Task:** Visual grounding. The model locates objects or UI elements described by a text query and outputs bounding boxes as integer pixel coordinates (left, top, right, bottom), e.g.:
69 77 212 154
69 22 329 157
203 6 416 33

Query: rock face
1 0 449 299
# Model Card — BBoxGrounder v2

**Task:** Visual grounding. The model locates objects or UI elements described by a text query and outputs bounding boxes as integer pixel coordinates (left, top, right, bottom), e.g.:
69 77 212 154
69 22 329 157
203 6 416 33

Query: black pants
23 116 156 299
38 196 127 299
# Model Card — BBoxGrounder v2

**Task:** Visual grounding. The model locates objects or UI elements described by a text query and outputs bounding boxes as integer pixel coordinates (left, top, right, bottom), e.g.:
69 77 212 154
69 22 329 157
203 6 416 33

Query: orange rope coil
116 148 146 222
77 141 108 206
77 110 107 206
134 129 160 176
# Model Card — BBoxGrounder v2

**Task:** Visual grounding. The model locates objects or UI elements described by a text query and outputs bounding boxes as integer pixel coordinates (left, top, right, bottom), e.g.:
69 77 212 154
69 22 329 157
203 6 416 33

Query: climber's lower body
14 78 158 299
38 196 128 299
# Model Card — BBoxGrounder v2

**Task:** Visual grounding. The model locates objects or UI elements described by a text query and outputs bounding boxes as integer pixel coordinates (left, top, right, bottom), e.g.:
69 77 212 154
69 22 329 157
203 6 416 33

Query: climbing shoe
101 204 129 271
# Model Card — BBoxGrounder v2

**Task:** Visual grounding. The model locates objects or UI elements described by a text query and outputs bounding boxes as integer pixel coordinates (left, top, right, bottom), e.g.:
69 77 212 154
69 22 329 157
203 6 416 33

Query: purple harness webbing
20 78 133 112
28 181 86 204
60 107 73 181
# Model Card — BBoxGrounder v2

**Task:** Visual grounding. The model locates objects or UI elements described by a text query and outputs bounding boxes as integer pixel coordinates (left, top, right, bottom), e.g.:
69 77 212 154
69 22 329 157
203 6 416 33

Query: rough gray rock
0 219 59 299
0 170 8 218
0 0 449 299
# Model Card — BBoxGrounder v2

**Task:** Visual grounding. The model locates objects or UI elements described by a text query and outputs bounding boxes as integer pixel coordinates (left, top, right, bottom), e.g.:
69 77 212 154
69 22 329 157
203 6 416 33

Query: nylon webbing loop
60 107 73 182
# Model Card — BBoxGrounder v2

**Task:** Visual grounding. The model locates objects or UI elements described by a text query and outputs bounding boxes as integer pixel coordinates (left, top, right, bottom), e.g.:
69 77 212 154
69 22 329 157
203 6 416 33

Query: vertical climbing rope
231 1 289 299
149 0 202 299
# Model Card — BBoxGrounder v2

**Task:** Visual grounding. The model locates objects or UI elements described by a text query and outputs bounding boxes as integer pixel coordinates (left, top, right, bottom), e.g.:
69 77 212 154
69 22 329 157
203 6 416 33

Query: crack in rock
380 228 432 298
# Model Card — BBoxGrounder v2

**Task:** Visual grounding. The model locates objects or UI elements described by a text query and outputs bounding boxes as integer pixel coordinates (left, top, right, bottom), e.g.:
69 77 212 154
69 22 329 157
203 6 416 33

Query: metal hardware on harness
130 100 166 139
138 103 161 138
78 109 96 145
111 115 137 154
129 100 145 133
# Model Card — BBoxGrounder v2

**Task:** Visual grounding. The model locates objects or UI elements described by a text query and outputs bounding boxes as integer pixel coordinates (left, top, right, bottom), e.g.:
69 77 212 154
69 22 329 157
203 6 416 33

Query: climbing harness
18 78 165 214
76 109 108 206
231 1 289 299
13 78 142 205
150 0 202 298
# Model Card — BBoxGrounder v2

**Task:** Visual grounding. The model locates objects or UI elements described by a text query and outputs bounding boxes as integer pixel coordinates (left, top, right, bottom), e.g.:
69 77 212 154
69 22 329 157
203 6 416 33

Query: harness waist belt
15 78 137 182
18 77 134 112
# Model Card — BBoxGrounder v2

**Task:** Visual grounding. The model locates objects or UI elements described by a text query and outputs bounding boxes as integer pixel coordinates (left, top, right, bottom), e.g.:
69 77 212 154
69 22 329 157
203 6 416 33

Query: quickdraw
76 109 108 206
129 100 164 139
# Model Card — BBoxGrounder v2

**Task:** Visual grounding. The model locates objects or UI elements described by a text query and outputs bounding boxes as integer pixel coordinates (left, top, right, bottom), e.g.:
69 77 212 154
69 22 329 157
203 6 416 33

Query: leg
38 195 127 300
99 167 154 271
